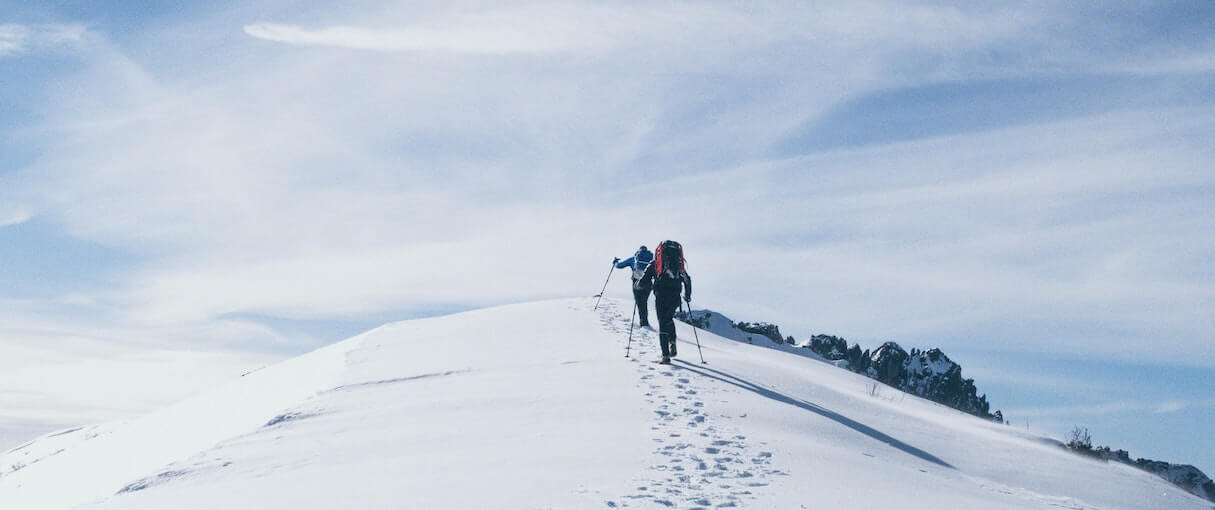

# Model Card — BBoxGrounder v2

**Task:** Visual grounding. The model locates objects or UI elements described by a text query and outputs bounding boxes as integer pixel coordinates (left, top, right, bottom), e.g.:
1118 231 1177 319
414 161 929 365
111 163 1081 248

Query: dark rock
868 342 909 387
676 310 712 329
903 348 990 416
734 322 784 345
808 334 849 361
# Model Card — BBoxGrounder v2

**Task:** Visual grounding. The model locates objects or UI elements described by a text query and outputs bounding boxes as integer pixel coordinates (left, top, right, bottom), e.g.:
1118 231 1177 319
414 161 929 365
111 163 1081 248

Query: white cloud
1110 49 1215 76
1153 401 1188 414
0 24 29 56
957 364 1105 394
0 23 86 57
1007 399 1215 419
241 1 1031 61
1004 401 1149 419
0 208 31 228
243 22 575 54
240 3 736 55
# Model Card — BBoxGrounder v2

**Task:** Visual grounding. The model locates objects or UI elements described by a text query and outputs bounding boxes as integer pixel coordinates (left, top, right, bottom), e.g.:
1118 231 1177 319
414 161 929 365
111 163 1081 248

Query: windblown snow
1 299 1210 509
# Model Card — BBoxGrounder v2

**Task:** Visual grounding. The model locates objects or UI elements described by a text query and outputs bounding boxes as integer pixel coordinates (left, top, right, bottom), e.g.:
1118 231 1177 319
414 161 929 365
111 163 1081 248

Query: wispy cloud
242 2 1029 60
243 22 575 54
1007 401 1143 418
1107 48 1215 76
0 208 31 228
0 23 86 57
0 25 25 56
957 364 1106 394
240 3 736 55
1007 399 1215 419
1153 401 1189 414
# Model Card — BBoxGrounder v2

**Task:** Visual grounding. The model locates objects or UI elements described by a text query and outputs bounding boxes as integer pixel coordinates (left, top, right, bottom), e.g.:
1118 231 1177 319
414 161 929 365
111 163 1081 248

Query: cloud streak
0 23 86 57
0 25 25 56
238 3 757 55
1006 399 1215 419
0 209 31 228
242 22 574 54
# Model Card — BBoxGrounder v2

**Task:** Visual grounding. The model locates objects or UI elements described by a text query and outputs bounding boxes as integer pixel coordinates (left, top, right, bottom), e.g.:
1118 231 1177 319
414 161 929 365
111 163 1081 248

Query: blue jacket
616 248 654 272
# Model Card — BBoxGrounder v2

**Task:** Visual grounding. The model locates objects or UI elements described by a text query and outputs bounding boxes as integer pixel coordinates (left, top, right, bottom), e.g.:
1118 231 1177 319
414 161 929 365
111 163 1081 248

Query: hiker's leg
655 291 679 357
634 287 651 326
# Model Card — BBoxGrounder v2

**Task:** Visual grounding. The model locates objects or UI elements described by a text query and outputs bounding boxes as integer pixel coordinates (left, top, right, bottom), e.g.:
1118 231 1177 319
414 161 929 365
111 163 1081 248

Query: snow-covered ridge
2 298 1212 509
680 307 1215 504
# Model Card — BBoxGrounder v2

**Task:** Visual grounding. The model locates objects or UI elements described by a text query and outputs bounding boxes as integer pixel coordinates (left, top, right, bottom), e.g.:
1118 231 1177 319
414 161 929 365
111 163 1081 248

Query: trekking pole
625 303 637 358
682 301 706 364
593 262 616 311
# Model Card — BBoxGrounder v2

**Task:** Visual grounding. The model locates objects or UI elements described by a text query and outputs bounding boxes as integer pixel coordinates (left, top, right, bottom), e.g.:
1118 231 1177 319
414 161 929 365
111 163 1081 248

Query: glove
684 295 691 303
613 257 620 264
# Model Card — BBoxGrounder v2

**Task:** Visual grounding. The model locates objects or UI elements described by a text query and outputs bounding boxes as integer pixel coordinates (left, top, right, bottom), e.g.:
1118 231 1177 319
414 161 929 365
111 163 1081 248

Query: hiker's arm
683 273 693 301
615 257 634 269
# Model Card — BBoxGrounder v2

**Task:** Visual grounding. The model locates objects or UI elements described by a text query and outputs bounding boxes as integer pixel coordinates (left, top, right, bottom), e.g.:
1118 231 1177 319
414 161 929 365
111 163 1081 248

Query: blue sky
2 0 1214 474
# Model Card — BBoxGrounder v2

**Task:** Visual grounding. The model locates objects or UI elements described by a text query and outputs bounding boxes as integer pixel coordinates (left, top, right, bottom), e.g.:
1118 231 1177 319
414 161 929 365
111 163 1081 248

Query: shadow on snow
673 360 956 470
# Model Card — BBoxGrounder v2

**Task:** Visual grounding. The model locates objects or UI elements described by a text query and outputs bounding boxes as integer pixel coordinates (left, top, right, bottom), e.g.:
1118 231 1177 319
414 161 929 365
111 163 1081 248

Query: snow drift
1 298 1211 509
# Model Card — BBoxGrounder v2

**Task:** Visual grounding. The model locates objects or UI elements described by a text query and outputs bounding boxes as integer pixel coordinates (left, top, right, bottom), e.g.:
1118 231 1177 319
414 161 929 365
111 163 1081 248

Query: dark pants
633 285 652 326
655 290 680 357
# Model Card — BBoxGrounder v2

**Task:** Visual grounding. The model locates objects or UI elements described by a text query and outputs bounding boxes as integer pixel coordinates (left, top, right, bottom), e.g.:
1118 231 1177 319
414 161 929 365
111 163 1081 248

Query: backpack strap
654 240 666 275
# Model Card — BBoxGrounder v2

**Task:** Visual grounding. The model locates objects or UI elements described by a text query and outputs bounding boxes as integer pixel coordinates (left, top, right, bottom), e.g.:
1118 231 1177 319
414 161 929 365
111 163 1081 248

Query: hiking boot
659 356 671 364
639 321 651 328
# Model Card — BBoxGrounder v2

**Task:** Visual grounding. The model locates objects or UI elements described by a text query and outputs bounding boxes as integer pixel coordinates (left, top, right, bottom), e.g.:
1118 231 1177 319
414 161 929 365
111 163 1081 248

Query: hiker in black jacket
639 240 692 364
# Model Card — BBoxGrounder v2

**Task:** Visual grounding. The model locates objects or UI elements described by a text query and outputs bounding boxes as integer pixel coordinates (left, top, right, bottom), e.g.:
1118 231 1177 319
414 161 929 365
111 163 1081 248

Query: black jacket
641 262 691 299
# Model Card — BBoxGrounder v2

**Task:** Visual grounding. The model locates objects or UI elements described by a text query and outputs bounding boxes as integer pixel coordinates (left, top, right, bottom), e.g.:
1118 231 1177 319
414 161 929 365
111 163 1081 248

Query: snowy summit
1 299 1210 509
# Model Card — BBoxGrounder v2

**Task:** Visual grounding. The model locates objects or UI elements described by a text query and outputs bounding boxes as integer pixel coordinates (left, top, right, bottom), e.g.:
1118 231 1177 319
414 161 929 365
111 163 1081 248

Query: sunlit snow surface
1 299 1209 509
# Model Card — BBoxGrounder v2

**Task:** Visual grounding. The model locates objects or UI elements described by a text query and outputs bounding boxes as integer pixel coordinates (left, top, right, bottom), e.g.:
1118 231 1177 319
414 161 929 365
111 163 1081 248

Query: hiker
639 240 692 364
613 245 655 327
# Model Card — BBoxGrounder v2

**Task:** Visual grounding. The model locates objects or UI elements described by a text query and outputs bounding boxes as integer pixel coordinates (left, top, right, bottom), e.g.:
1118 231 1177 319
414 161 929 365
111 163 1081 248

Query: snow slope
1 298 1210 509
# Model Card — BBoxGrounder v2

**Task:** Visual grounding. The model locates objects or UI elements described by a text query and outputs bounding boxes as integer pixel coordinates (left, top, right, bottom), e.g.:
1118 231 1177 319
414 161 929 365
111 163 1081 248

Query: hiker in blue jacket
612 246 655 328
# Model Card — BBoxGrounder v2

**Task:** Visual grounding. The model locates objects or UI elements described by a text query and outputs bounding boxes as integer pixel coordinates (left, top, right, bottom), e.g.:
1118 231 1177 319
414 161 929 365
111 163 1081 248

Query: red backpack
653 240 686 282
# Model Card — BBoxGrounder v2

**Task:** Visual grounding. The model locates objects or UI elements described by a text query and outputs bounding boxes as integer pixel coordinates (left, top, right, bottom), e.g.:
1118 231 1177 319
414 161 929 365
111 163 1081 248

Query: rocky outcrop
903 348 990 417
734 322 786 345
853 342 993 419
808 334 849 361
867 342 910 388
800 337 1000 421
